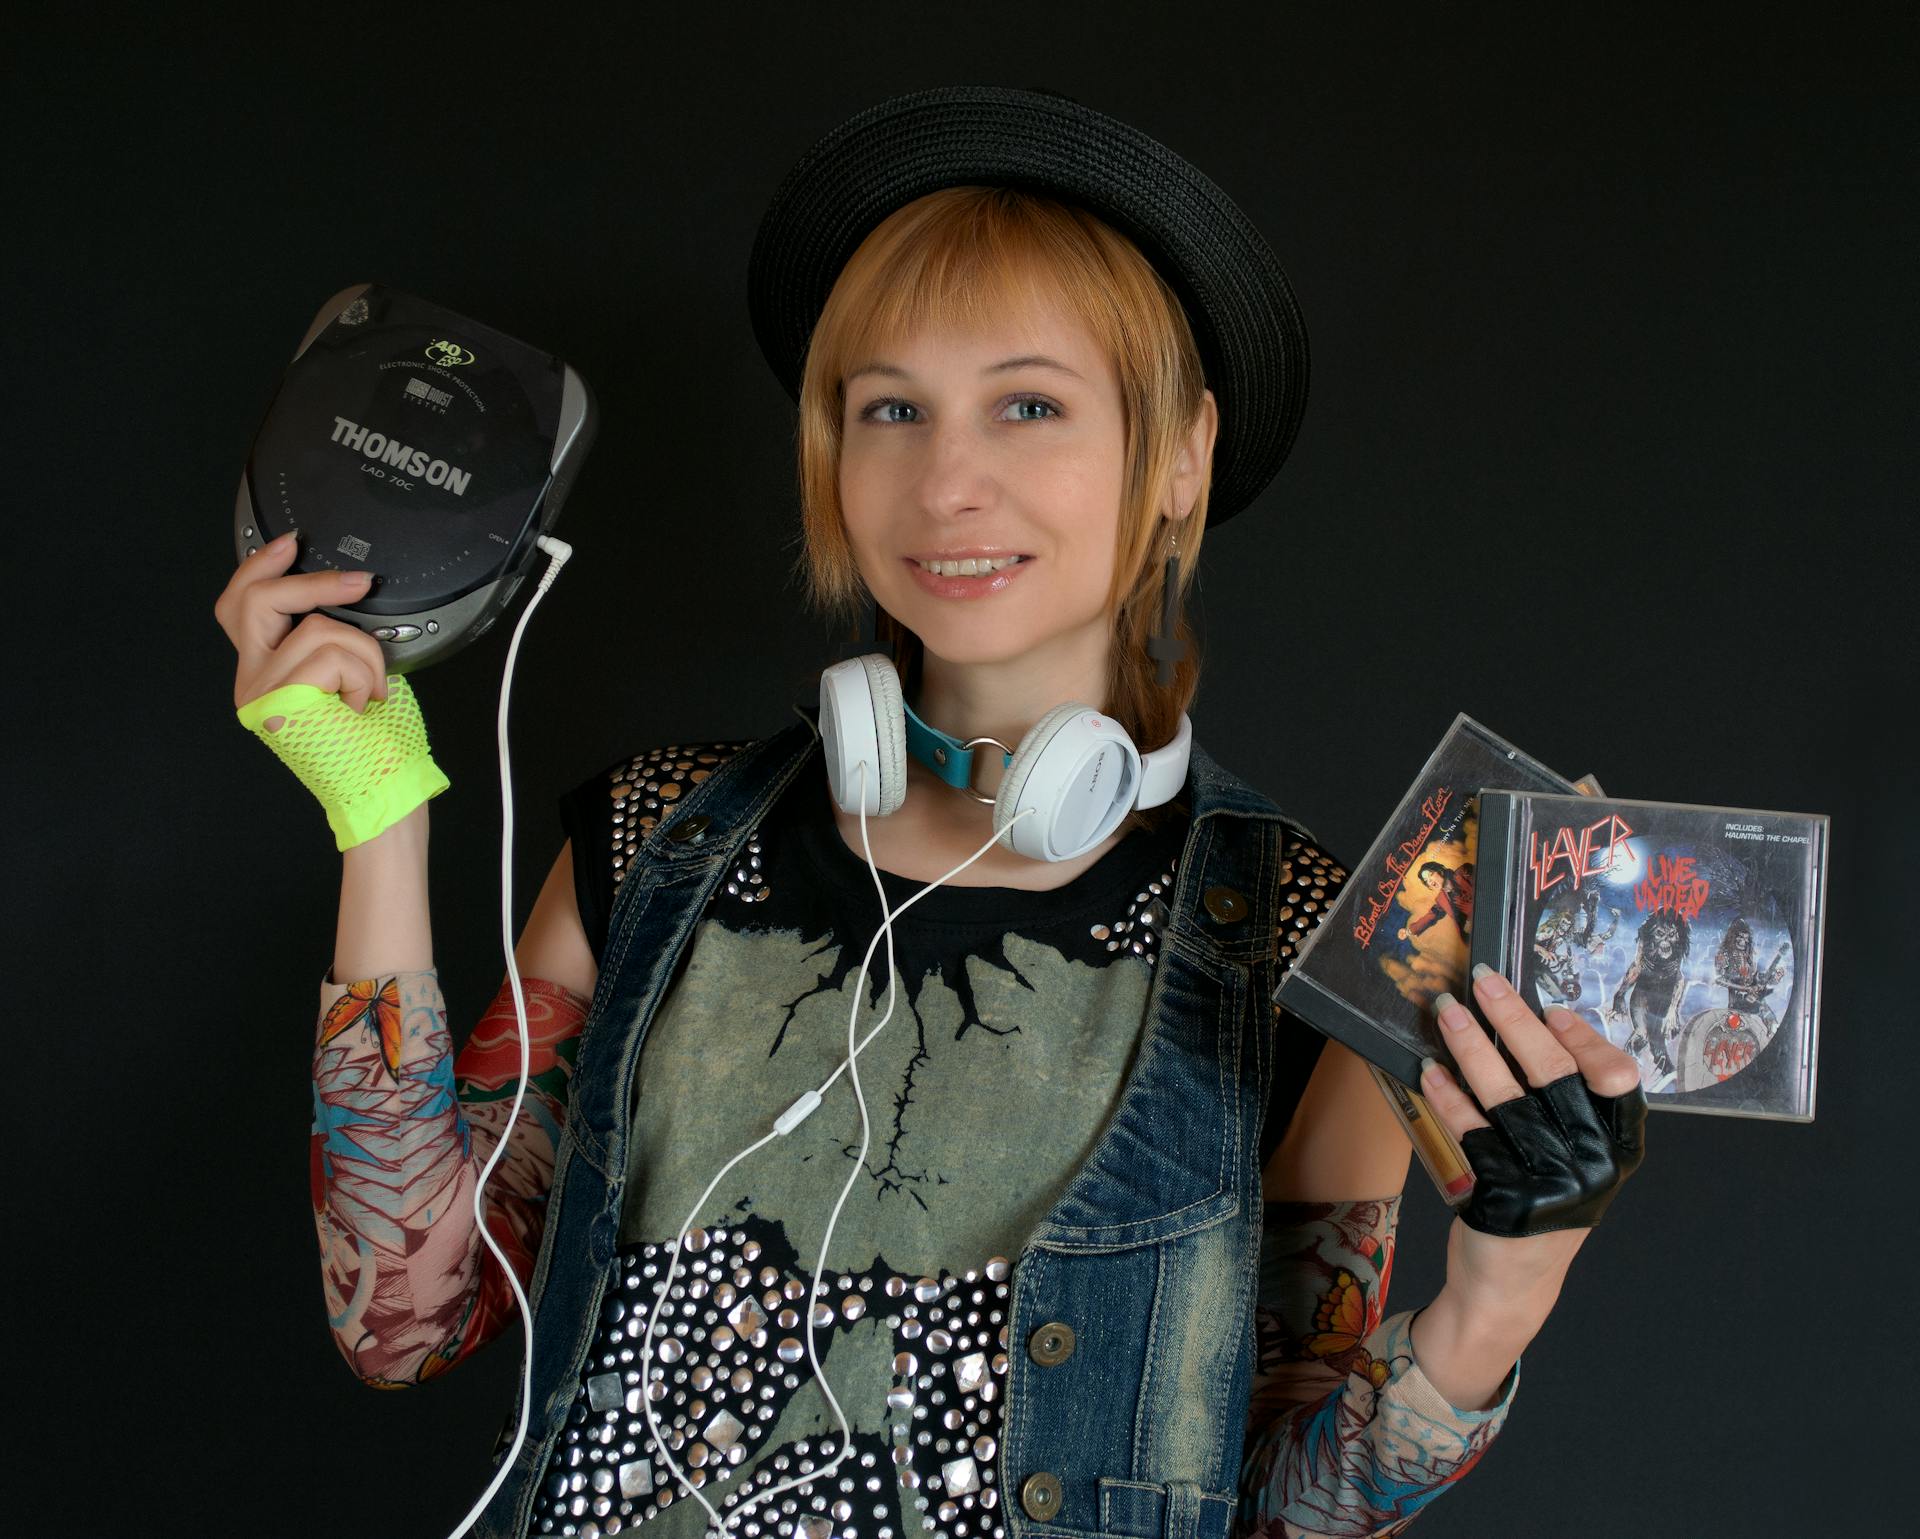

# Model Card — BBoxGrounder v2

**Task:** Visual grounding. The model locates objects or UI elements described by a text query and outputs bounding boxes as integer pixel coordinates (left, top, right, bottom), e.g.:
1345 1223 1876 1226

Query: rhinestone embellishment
1273 837 1348 967
606 743 747 890
1088 856 1178 965
535 1228 1015 1539
723 829 771 905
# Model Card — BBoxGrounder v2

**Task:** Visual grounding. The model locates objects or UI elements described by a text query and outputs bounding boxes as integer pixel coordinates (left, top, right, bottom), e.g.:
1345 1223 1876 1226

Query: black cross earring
1146 518 1187 686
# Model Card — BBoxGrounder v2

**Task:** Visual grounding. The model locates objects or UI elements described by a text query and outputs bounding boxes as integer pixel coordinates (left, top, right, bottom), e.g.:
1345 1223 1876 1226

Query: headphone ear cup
855 654 908 817
820 653 908 816
994 701 1138 861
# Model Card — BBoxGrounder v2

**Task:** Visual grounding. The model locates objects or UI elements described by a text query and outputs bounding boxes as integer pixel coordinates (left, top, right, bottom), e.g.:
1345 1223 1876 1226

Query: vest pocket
1027 958 1247 1252
1097 1477 1236 1539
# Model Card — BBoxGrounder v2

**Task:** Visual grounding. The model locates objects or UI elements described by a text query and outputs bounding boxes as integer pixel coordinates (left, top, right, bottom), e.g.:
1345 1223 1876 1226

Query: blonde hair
788 185 1213 835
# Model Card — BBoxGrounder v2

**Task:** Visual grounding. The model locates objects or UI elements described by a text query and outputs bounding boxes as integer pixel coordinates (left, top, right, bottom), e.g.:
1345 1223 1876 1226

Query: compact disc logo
426 339 475 367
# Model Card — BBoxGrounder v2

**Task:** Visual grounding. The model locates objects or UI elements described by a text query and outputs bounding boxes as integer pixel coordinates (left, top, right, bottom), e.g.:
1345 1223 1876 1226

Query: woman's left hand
1417 965 1648 1341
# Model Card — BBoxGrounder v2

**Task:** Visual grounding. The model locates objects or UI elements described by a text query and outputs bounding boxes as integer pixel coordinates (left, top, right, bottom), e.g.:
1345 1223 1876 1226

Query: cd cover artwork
1275 714 1591 1091
1473 791 1828 1121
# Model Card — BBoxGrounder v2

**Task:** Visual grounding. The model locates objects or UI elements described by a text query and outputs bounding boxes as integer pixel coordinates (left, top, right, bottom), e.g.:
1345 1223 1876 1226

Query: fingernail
1434 990 1470 1030
272 530 297 549
1471 962 1507 996
341 569 374 587
1420 1055 1445 1088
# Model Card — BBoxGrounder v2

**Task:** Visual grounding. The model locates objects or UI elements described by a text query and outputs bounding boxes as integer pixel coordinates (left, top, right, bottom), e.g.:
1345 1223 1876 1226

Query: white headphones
819 653 1193 862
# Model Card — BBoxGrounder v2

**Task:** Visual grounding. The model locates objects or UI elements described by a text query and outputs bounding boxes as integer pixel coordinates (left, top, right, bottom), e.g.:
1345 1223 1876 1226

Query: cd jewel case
1472 791 1827 1121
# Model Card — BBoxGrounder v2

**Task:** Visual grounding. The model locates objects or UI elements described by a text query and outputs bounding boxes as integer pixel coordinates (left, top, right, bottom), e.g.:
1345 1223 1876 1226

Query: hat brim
747 84 1308 526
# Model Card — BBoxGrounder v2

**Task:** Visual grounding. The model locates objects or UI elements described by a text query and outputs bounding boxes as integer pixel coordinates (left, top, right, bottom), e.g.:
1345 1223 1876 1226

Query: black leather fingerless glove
1458 1073 1648 1237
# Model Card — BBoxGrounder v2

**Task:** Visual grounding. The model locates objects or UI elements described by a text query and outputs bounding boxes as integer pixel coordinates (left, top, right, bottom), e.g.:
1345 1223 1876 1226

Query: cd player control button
371 625 423 643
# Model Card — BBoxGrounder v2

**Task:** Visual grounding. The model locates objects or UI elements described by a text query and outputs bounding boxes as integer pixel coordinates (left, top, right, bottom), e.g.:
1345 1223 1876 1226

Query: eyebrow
845 354 1086 385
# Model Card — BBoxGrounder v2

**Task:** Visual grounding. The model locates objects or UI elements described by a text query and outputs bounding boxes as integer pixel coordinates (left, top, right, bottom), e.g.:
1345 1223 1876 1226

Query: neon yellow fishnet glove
236 673 451 852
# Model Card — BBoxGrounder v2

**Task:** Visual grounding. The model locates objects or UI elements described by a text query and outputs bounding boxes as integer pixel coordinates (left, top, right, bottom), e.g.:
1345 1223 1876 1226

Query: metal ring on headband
949 735 1015 806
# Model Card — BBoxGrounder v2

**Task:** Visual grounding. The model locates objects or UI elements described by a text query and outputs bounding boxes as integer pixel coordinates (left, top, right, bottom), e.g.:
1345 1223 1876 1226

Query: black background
8 5 1912 1534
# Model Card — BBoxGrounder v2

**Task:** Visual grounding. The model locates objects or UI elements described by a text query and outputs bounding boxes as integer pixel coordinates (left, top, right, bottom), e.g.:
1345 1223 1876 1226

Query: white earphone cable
439 610 1032 1538
444 533 572 1539
640 759 1034 1535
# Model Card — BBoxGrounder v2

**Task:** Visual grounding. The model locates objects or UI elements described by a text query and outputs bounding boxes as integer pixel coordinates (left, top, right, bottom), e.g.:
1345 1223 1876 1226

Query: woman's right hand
218 530 450 852
214 531 386 725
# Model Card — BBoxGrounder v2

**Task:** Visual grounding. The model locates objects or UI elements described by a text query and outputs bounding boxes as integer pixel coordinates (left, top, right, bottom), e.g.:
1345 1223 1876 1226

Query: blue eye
854 394 1062 424
1006 396 1060 421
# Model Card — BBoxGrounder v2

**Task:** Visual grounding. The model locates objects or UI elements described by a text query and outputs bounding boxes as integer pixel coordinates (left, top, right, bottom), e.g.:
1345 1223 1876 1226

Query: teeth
916 556 1025 577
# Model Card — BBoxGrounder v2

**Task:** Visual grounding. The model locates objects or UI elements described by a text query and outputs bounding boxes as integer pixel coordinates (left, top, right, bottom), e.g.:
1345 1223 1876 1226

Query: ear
1167 388 1219 523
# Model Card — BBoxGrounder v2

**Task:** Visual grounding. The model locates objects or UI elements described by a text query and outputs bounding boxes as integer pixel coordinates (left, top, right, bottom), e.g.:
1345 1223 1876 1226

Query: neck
909 622 1111 794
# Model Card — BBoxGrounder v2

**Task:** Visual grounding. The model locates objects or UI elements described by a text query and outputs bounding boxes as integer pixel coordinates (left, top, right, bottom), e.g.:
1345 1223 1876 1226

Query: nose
914 416 998 519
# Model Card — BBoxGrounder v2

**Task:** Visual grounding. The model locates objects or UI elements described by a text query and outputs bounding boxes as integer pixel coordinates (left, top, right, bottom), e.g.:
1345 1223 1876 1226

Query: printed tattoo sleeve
309 965 590 1386
1237 1197 1518 1538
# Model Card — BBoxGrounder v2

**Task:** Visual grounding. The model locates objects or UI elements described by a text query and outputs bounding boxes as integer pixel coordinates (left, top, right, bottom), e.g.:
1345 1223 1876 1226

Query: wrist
1409 1287 1539 1413
328 751 449 851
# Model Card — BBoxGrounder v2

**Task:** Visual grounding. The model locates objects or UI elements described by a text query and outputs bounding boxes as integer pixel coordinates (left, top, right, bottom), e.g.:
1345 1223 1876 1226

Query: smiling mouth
909 555 1031 577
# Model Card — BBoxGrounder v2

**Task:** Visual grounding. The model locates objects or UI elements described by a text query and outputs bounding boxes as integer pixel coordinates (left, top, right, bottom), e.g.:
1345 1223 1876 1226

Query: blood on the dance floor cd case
1274 715 1604 1204
1472 790 1828 1121
1275 715 1596 1091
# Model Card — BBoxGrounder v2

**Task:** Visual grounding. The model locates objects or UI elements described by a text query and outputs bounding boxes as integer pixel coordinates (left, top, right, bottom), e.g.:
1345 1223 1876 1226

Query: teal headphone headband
902 701 1012 792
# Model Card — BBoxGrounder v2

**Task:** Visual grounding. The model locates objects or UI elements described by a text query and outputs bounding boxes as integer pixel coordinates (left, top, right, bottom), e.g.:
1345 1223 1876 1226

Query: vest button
1203 884 1247 923
1028 1321 1076 1366
666 813 712 844
1020 1471 1063 1521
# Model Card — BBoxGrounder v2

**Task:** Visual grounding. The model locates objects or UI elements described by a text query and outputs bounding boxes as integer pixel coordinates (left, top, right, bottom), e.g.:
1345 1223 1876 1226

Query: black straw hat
747 84 1309 527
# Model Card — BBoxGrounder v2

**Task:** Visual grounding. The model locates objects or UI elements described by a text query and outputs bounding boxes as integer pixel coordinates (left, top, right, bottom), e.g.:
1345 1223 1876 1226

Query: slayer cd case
1472 791 1827 1121
1274 714 1592 1094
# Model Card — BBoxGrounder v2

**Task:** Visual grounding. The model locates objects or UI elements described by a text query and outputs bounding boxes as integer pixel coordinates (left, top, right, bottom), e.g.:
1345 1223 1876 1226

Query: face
837 298 1129 671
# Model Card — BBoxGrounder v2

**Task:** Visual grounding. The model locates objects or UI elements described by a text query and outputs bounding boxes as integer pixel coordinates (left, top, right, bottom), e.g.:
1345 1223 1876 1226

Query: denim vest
477 710 1312 1539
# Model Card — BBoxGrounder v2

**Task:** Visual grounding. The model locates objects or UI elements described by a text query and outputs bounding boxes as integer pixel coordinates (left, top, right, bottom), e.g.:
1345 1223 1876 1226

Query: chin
900 607 1105 672
899 616 1041 667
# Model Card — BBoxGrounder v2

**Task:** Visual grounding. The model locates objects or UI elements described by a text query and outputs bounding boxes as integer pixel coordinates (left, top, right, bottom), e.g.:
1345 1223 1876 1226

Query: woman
218 87 1645 1539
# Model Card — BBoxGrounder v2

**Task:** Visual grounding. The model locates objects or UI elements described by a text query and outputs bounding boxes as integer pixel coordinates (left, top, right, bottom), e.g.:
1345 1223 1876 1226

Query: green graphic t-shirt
539 744 1275 1539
